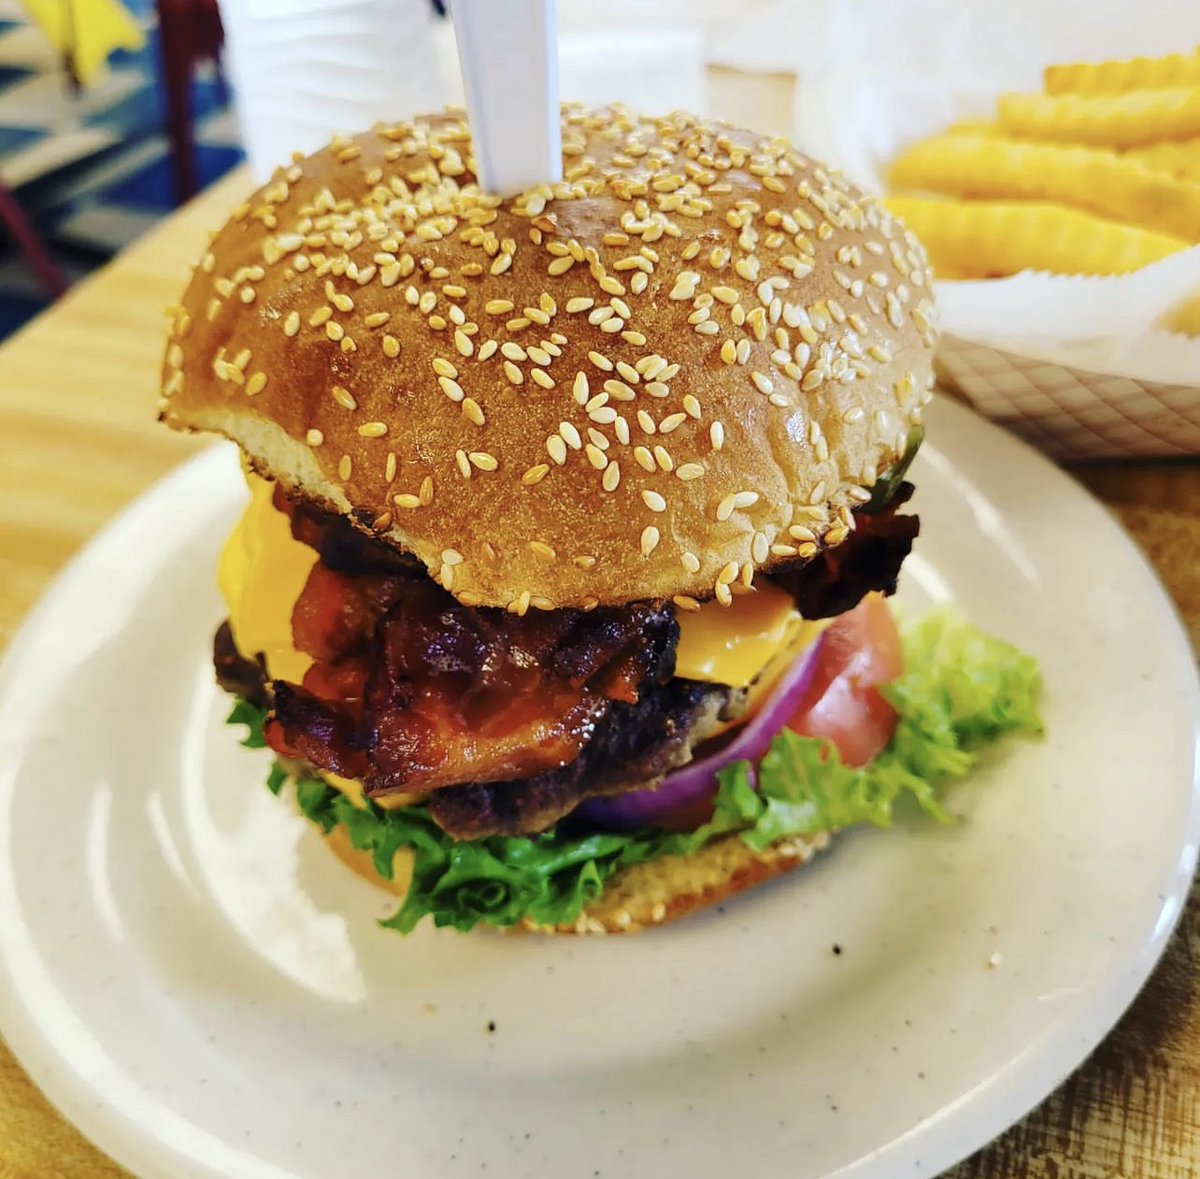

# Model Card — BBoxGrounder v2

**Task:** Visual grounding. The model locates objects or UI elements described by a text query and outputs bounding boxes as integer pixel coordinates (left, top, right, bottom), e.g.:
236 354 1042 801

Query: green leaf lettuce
227 610 1042 934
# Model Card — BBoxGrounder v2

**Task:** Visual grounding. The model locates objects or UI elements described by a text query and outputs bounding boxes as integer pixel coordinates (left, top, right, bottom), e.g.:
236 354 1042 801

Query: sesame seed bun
325 818 831 935
161 105 935 610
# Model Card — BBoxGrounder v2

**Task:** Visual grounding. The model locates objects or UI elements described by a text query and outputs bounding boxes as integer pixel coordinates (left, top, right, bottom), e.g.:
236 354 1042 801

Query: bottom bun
325 820 832 936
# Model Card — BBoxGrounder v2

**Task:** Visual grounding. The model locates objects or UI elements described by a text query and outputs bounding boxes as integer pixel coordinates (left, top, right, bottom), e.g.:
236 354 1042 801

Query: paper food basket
789 0 1200 462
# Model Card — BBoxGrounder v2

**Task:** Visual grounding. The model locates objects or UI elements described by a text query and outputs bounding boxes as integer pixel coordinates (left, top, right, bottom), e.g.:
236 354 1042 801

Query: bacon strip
261 510 681 797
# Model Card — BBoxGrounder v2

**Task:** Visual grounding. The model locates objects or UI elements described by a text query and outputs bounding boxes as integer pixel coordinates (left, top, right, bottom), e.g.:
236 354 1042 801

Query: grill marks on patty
428 681 737 839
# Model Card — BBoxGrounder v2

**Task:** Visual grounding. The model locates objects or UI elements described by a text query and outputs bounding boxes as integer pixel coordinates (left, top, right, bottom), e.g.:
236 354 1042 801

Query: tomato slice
786 593 903 766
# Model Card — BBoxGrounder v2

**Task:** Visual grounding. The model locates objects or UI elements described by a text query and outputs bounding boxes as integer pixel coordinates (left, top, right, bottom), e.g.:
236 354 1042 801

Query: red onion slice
574 632 827 831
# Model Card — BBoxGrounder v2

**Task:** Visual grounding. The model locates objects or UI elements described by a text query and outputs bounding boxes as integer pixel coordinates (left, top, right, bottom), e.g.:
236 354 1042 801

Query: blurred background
0 0 795 344
0 0 244 339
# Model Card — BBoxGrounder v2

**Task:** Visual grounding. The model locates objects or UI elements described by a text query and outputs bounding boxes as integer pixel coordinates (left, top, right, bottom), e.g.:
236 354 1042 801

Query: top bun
161 105 935 611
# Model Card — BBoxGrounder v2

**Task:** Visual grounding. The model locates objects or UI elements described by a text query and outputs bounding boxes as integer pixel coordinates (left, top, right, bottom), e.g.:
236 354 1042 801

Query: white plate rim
1 396 1198 1179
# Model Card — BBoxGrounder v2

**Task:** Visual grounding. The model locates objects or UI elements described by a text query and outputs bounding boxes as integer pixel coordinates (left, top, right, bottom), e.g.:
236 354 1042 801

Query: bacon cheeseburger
160 107 956 935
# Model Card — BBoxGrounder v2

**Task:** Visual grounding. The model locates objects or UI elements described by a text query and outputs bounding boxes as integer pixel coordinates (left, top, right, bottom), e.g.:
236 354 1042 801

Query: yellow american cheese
217 473 317 686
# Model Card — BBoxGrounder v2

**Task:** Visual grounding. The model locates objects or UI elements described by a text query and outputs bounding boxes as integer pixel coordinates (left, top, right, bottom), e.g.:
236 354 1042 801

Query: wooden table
2 74 1199 1179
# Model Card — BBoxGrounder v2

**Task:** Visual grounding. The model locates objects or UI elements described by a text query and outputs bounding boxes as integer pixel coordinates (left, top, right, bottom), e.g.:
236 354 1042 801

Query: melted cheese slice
675 579 806 689
217 475 822 803
217 473 317 685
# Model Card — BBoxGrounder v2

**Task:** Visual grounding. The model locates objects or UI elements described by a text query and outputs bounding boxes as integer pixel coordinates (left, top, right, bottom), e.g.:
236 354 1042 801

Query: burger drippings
772 484 919 620
261 493 680 797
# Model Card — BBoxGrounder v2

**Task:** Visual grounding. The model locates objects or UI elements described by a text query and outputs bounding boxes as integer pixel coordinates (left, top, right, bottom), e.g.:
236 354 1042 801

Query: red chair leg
156 0 198 204
0 183 68 299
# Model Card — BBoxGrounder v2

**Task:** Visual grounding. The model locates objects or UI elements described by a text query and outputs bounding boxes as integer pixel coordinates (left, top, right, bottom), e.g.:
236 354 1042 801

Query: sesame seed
454 329 474 356
587 427 610 451
529 541 557 560
246 372 268 396
546 434 568 465
469 451 498 472
306 428 324 447
669 271 700 300
588 351 614 372
309 306 333 327
660 412 687 434
331 385 357 411
636 409 656 435
602 462 621 491
559 421 582 449
710 421 725 450
769 392 790 408
477 339 498 361
752 532 770 564
442 548 464 566
486 299 514 315
503 361 524 385
283 311 301 337
566 297 594 313
338 454 352 480
530 369 556 389
634 446 655 472
653 445 674 472
681 551 701 573
393 493 420 509
357 420 388 438
712 285 739 305
462 398 485 426
717 560 739 585
644 381 669 398
683 394 702 419
603 379 635 401
585 444 608 470
642 490 667 512
589 405 618 424
455 449 472 478
676 462 705 481
715 582 733 607
640 526 661 556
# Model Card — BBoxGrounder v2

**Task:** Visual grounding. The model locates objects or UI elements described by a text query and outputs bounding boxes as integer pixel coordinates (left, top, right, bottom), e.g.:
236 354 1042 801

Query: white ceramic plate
1 396 1197 1179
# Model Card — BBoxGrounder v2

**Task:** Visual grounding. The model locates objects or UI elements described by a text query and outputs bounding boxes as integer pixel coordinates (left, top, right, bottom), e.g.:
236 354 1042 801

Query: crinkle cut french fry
1125 136 1200 179
888 133 1200 241
1044 47 1200 95
1163 290 1200 336
944 119 1001 137
883 196 1187 279
998 86 1200 149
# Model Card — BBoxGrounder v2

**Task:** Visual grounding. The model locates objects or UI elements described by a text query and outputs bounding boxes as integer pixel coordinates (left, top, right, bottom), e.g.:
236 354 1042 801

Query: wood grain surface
1 73 1198 1179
